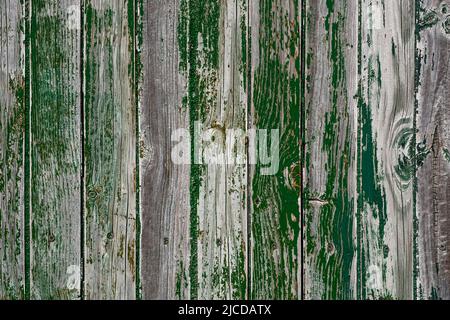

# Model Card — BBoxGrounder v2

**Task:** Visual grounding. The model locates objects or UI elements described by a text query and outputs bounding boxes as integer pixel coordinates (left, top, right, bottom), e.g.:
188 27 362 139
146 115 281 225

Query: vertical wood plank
249 0 301 299
30 0 81 299
140 0 191 299
303 0 358 299
0 0 25 300
175 0 249 299
195 0 248 299
84 0 137 299
417 0 450 300
359 0 416 300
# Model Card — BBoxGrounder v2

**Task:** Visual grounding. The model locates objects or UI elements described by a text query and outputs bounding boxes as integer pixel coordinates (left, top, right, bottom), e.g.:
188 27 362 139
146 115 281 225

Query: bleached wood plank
359 0 416 300
175 0 249 299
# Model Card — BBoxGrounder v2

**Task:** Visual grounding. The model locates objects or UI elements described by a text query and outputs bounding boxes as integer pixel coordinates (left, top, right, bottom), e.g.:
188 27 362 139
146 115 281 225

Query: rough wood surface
83 0 137 299
30 0 81 299
0 0 25 300
416 0 450 300
304 0 416 300
249 0 301 299
140 0 191 300
361 0 416 300
177 0 249 299
1 0 450 301
304 0 358 300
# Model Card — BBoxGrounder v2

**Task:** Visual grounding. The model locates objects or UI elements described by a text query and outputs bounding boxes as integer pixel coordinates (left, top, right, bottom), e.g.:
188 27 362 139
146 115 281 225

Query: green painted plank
30 0 82 299
359 0 415 300
83 0 137 299
416 0 450 300
303 0 358 300
177 0 249 299
0 0 25 300
249 0 301 299
139 0 191 299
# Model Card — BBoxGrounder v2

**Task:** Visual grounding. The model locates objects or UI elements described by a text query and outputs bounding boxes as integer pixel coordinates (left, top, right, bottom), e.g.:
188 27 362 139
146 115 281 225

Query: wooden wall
0 0 449 300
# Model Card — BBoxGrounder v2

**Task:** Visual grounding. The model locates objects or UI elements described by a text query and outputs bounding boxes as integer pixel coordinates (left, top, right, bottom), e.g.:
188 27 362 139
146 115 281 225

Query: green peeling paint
251 0 300 299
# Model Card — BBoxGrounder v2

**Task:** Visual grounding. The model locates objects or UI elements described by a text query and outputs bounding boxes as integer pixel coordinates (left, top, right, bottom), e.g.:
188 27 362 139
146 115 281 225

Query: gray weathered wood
417 0 450 300
0 0 25 300
83 0 137 299
30 0 82 299
140 0 191 299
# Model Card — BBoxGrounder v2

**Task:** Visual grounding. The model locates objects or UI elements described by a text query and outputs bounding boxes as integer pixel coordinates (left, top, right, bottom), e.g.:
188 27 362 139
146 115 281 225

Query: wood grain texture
0 0 25 300
176 0 249 299
140 0 191 300
83 0 137 299
304 0 358 300
1 0 450 301
416 0 450 300
249 0 301 299
304 0 416 300
359 0 416 300
195 0 248 299
30 0 81 299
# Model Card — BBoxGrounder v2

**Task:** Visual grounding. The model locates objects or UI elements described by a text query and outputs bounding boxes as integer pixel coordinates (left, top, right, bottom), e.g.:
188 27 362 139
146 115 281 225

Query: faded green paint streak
30 0 81 299
84 0 136 299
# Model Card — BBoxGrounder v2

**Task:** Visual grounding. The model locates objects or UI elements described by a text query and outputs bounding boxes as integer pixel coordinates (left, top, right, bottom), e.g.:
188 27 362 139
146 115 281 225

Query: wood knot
285 162 301 192
326 242 335 254
443 15 450 34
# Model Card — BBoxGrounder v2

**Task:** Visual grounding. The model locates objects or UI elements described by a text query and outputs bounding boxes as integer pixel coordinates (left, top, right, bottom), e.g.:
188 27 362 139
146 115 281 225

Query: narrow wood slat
195 0 248 299
30 0 82 299
171 0 249 299
249 0 301 299
304 0 358 299
83 0 137 299
0 0 25 300
416 0 450 300
359 0 416 299
140 0 191 299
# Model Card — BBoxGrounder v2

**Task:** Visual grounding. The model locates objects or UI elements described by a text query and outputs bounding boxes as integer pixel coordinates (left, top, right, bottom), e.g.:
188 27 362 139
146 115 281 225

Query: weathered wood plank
359 0 416 300
176 0 249 299
140 0 191 299
303 0 358 300
30 0 81 299
83 0 137 299
249 0 301 299
416 0 450 300
0 0 25 300
304 0 416 300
